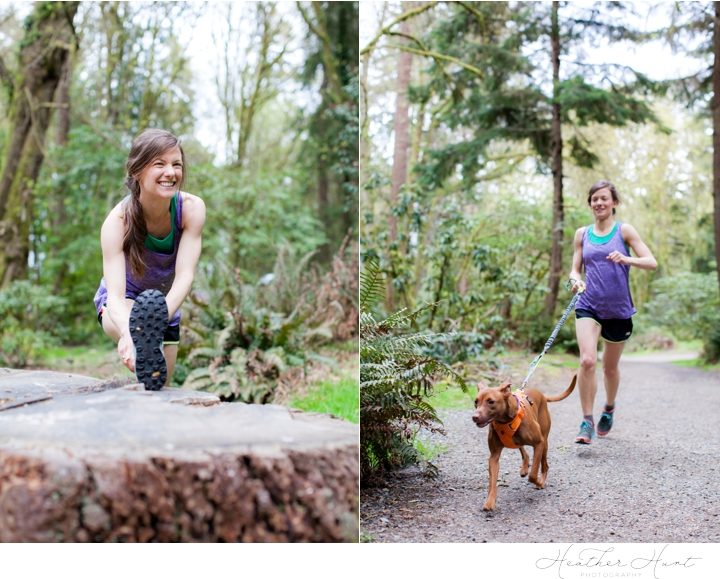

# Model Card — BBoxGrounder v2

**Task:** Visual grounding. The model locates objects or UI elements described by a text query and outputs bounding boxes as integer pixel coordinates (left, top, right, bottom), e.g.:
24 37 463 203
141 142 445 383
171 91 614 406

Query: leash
519 283 584 391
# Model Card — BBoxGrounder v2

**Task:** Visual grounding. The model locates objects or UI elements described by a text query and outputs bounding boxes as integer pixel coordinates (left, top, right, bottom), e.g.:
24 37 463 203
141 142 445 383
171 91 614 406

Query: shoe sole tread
129 289 168 391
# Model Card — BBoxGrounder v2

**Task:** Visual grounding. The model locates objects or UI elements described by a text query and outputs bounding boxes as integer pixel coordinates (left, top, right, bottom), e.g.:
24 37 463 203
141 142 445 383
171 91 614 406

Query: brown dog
472 374 577 511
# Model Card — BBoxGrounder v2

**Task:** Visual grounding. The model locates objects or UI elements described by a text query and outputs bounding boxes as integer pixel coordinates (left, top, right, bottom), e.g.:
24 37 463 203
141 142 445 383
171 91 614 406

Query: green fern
360 259 385 311
360 266 466 483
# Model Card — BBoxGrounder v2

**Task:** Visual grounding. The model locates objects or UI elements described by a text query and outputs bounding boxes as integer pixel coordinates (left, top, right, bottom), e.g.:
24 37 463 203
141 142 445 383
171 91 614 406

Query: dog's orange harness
492 392 529 448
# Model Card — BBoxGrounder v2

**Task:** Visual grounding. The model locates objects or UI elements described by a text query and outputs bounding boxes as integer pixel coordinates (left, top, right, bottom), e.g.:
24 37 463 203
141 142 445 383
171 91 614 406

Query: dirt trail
361 357 720 542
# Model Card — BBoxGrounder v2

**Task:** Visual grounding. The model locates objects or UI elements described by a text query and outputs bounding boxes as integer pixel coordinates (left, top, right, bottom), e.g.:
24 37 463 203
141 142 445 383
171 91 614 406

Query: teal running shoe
597 409 614 437
575 420 595 444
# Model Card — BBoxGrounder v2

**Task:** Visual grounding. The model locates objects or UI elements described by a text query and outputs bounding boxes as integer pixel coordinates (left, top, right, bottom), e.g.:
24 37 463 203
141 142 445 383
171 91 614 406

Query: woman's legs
576 318 601 416
100 298 136 341
601 340 626 407
597 339 625 436
164 344 178 386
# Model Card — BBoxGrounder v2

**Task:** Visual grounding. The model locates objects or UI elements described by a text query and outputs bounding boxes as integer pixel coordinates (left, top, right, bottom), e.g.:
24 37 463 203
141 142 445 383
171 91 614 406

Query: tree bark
0 2 79 287
544 0 564 318
56 56 72 147
301 2 345 104
389 14 413 242
386 5 414 311
317 163 331 262
360 51 371 183
51 48 75 293
713 1 720 294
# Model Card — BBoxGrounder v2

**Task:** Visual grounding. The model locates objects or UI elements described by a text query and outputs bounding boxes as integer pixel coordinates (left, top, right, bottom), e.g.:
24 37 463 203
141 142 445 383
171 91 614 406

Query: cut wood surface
0 369 359 543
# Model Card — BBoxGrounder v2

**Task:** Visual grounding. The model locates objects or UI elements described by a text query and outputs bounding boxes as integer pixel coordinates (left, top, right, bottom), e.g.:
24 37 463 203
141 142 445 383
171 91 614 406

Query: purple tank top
94 192 184 326
576 222 636 319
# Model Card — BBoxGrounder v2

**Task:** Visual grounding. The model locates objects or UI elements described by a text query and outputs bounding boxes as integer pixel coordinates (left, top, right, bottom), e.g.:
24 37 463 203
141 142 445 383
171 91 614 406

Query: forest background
0 1 359 419
359 0 720 477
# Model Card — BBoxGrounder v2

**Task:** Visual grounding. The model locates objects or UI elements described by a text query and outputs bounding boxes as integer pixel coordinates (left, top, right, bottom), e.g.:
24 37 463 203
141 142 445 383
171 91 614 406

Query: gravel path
360 357 720 542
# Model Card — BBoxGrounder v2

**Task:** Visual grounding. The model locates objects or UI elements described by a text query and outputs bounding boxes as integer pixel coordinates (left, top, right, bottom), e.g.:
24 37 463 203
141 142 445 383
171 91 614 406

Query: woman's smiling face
137 146 183 198
589 187 617 219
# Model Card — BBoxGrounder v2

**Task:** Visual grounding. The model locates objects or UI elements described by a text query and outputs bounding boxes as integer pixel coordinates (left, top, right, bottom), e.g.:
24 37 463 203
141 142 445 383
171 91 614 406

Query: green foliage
360 260 466 482
363 178 570 350
558 76 662 129
299 1 359 255
183 340 297 403
0 280 67 366
360 258 384 311
421 332 490 364
246 238 358 344
181 274 307 402
182 303 306 403
179 241 358 401
702 325 720 364
19 2 73 50
299 237 359 343
31 125 127 343
0 0 358 390
289 376 359 423
408 2 663 190
192 163 327 277
413 437 448 463
644 273 720 362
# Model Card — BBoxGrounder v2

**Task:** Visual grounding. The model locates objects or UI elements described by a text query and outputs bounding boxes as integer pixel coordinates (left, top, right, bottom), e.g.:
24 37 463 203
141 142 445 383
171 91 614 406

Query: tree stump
0 369 358 542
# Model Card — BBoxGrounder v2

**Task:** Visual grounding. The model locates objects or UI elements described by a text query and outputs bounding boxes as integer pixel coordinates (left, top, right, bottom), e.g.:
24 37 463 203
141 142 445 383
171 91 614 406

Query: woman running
94 128 206 389
569 180 657 443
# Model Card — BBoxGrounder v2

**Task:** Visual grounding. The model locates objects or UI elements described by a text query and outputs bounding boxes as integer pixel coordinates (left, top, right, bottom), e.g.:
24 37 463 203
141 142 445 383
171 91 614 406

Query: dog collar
492 392 528 449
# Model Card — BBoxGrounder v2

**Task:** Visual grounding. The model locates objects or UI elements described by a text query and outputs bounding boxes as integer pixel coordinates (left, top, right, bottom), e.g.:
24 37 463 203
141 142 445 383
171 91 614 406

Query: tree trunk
389 15 413 242
56 56 72 147
544 0 564 318
360 51 371 182
236 4 276 168
317 163 331 262
51 51 75 293
386 7 414 311
713 1 720 294
0 2 79 287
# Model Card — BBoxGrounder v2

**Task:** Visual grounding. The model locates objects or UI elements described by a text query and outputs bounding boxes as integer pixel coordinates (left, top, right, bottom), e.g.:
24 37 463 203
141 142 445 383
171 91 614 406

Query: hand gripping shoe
129 289 168 390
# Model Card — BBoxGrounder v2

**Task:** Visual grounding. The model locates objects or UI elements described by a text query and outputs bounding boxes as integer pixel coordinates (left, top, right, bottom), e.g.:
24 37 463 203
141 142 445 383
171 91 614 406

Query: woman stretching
94 129 206 389
569 180 657 443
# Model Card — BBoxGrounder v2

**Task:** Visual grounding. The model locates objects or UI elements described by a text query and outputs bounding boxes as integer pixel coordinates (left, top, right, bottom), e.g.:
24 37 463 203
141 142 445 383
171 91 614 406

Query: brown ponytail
123 176 149 278
122 129 186 278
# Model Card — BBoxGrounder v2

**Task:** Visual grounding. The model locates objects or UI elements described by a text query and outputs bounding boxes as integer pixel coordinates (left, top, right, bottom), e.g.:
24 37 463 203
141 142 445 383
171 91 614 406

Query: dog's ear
476 380 488 393
499 383 512 396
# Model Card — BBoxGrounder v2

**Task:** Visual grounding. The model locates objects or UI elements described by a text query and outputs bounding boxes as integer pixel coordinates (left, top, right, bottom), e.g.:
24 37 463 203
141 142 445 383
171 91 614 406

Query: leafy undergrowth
285 343 358 423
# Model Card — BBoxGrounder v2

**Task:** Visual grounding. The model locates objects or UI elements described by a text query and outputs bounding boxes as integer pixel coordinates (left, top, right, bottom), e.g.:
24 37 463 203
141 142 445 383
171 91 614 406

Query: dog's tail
545 374 577 403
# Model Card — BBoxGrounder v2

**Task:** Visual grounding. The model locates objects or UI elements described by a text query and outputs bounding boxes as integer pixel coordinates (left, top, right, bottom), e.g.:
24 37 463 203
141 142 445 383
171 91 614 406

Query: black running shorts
575 308 633 343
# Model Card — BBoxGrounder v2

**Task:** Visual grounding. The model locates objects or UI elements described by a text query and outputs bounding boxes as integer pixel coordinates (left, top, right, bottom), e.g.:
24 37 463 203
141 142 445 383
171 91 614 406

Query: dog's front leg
519 447 529 477
484 436 503 511
528 440 547 489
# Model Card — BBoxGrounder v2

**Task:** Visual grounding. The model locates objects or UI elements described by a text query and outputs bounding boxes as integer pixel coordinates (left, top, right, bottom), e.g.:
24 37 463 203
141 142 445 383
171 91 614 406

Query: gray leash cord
520 290 582 391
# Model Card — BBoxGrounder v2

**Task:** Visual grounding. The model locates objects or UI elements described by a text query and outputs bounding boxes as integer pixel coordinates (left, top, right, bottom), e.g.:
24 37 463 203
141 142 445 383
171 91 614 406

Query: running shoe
575 420 595 444
597 409 614 437
129 289 168 391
